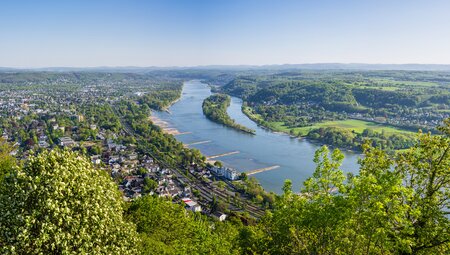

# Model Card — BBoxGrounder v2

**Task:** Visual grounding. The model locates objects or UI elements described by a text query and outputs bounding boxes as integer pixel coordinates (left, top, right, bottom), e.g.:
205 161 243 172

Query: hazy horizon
3 63 450 70
2 0 450 67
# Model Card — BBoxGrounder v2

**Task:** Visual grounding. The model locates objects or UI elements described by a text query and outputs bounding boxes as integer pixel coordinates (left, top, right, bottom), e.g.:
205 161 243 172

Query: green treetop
0 149 137 254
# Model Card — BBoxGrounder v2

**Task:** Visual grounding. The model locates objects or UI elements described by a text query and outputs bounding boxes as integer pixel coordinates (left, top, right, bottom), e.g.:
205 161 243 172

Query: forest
220 70 450 151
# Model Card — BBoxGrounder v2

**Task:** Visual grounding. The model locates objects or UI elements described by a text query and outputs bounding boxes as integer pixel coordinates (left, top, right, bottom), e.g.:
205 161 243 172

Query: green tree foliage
139 89 182 110
82 103 122 132
214 160 223 168
394 119 450 254
303 146 346 196
247 147 349 254
239 119 450 254
0 138 16 184
0 149 137 254
307 127 416 151
202 94 255 134
127 195 239 255
342 143 410 253
142 177 158 194
234 177 276 208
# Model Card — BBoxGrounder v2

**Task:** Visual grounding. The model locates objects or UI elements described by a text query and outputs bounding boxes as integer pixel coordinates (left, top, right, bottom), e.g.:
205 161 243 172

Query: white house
181 198 202 212
212 212 227 222
210 166 239 181
59 137 76 147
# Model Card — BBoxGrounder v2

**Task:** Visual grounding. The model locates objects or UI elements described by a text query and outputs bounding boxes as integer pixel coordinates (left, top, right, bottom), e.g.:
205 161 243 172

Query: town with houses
3 71 445 224
0 73 248 221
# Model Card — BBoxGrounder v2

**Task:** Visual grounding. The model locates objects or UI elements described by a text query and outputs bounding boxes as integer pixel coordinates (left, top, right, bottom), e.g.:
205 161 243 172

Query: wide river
153 80 361 193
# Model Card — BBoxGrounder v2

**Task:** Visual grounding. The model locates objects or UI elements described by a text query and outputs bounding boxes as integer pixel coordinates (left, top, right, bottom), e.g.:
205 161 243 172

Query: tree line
202 94 255 134
220 71 450 150
0 119 448 254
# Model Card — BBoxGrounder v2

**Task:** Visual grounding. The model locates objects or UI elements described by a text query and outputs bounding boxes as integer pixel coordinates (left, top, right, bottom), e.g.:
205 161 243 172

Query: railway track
112 103 266 219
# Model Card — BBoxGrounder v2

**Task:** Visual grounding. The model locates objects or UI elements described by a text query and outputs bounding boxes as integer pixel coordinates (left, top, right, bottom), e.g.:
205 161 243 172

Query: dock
185 140 211 146
247 165 280 176
174 132 192 136
206 151 240 159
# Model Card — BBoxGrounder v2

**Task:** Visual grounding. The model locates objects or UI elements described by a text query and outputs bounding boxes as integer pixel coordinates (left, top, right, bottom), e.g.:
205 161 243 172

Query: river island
202 94 256 134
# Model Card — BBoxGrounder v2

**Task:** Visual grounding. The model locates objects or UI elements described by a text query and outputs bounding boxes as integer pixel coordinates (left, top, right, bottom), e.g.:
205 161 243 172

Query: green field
357 85 400 91
243 106 415 136
370 78 440 87
351 78 442 92
296 119 414 136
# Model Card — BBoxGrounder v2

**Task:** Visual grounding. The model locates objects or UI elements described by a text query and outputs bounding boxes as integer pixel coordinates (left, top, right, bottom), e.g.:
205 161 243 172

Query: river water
153 80 361 193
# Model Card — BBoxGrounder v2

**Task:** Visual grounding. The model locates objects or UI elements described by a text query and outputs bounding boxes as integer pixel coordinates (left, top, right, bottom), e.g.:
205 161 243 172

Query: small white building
59 137 76 147
224 168 239 181
181 198 202 212
38 141 49 148
128 153 138 160
212 212 227 222
91 155 101 165
210 166 239 181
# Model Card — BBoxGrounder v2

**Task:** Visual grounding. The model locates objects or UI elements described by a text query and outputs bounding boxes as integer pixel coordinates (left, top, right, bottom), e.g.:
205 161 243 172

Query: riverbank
242 104 416 153
242 104 290 134
161 96 181 113
152 80 361 193
149 115 186 135
139 84 183 113
203 94 256 135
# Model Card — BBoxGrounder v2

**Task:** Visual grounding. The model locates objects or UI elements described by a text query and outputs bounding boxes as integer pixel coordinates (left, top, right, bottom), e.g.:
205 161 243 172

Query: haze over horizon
1 0 450 68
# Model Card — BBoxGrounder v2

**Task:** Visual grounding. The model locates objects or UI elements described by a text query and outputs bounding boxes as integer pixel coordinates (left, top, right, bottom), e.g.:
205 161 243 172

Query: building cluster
348 110 449 130
0 75 233 222
209 166 239 181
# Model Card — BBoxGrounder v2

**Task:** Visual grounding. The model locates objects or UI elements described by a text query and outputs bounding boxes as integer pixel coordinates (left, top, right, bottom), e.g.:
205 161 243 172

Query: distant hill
1 63 450 72
195 63 450 71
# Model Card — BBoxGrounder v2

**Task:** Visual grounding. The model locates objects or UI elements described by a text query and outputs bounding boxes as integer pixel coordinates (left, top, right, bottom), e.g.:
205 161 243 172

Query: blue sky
1 0 450 67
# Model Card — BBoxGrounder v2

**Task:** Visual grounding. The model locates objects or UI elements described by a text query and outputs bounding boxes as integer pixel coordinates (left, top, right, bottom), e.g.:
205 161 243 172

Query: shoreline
149 113 223 166
202 94 256 135
241 104 407 155
149 115 183 135
241 104 365 153
161 96 181 113
148 80 362 194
